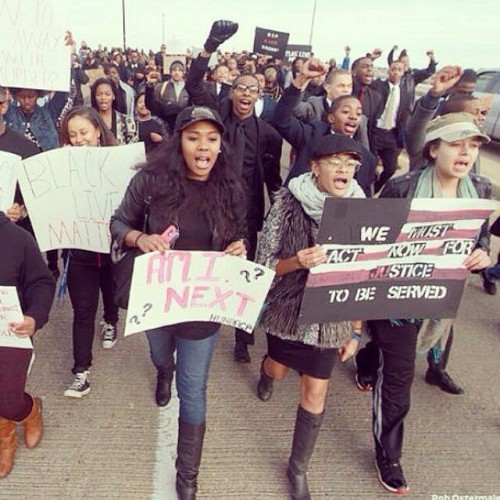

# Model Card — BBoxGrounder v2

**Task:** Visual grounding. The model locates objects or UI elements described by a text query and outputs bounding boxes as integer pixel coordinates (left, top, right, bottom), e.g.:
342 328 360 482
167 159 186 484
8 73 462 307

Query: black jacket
380 171 492 253
272 85 377 196
110 169 247 253
185 55 282 231
0 212 55 331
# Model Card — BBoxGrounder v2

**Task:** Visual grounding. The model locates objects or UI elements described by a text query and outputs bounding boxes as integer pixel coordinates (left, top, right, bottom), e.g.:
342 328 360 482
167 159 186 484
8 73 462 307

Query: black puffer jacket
380 171 492 253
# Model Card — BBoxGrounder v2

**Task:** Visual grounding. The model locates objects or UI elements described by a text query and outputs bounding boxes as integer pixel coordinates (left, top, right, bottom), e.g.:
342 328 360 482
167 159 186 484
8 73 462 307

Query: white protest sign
0 286 31 349
0 152 21 212
0 0 70 92
125 251 275 336
16 143 145 253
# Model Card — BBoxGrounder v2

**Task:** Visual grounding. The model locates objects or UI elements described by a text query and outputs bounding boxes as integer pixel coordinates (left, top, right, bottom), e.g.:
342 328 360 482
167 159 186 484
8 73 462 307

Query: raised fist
204 20 238 53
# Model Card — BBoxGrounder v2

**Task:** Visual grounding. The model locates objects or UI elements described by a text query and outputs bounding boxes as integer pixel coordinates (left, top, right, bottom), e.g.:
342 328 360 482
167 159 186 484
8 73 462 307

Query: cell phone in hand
161 225 180 246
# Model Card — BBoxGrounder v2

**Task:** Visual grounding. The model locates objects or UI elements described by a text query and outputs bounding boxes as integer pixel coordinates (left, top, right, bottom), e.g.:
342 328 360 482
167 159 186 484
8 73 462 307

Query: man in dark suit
370 61 412 193
186 21 283 363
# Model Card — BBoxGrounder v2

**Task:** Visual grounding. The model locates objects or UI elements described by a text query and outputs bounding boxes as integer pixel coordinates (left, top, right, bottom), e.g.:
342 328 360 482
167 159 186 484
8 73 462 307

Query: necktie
383 87 395 130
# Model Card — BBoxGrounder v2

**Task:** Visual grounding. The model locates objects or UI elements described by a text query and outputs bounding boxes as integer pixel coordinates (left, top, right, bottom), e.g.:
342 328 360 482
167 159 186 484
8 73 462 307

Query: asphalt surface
1 147 499 500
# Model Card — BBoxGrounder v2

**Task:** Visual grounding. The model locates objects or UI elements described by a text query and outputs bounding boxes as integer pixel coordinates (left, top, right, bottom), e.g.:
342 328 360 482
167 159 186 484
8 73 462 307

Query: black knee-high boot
176 420 206 500
425 328 463 394
287 406 324 500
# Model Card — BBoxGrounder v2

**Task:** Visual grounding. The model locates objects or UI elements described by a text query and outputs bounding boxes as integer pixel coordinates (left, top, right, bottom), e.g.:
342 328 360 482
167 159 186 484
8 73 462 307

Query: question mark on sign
142 303 153 317
254 268 265 280
240 270 251 283
129 315 140 325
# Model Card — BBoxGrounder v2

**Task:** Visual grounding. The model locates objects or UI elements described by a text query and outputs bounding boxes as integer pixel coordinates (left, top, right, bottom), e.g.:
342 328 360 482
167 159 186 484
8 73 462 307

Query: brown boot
0 416 17 478
22 396 43 449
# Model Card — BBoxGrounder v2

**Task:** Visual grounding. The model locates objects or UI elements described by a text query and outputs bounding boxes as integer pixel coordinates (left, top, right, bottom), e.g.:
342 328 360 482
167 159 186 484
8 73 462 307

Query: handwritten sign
253 27 290 59
300 198 498 323
0 0 70 91
0 152 21 212
16 143 145 253
125 251 275 336
0 286 31 349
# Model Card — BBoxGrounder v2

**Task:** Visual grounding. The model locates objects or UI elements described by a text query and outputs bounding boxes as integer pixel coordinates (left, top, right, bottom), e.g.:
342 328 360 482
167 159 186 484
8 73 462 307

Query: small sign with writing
253 27 290 59
0 286 31 349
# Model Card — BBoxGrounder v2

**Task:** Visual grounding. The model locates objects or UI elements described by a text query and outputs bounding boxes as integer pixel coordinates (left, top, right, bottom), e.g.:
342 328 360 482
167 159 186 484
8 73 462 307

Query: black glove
204 20 238 53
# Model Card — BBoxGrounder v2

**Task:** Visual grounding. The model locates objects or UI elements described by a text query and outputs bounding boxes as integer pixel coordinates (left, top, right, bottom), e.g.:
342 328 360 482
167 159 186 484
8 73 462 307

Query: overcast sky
64 0 499 70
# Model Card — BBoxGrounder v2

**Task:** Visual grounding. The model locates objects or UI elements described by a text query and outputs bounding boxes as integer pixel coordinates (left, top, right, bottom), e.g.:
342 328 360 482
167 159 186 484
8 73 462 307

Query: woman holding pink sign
111 105 246 499
0 210 55 478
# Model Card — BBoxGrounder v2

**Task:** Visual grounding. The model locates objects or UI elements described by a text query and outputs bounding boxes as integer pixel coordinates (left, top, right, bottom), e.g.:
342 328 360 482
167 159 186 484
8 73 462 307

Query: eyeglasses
319 158 362 172
232 83 259 95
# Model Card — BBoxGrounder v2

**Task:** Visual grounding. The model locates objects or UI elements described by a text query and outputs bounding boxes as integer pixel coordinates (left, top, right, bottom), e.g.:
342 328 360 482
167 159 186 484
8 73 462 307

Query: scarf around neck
288 172 366 224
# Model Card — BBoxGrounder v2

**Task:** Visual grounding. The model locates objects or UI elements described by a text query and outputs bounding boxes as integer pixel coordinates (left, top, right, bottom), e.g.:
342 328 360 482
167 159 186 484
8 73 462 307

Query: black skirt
266 332 337 380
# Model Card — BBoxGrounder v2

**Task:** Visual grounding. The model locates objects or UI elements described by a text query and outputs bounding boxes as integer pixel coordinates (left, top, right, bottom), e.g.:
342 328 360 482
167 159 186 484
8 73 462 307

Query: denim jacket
5 91 70 151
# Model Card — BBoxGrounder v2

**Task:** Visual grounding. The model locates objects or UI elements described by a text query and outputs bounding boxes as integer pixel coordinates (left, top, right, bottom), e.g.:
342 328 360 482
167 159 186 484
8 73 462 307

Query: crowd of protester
0 20 498 500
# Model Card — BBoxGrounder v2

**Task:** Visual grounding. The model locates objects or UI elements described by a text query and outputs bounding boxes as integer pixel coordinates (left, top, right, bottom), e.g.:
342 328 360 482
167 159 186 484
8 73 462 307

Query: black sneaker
101 322 118 349
481 270 497 295
375 457 409 494
64 371 90 398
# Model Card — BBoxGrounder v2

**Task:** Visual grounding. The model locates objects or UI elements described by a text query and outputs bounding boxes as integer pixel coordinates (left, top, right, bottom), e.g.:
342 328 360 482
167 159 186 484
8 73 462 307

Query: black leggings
67 261 118 373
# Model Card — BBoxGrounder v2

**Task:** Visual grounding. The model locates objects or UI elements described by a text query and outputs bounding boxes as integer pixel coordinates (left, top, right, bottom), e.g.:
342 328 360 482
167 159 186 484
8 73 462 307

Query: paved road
2 145 500 499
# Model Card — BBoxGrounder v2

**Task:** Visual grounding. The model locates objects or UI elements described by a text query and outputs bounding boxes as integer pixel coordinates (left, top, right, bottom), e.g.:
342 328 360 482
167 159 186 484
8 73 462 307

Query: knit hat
169 60 185 72
175 106 225 133
424 112 490 145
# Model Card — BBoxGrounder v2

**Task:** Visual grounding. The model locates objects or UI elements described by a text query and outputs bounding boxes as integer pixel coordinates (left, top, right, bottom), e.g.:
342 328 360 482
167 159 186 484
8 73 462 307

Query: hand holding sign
9 316 36 338
0 286 32 349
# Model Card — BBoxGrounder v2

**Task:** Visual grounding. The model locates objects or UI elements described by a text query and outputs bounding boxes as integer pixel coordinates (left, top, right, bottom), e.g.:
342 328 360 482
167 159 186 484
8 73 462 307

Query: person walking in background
58 106 121 397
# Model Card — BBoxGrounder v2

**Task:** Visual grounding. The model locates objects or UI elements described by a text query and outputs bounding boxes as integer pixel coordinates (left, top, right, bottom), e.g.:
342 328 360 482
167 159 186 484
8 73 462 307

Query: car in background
475 69 500 141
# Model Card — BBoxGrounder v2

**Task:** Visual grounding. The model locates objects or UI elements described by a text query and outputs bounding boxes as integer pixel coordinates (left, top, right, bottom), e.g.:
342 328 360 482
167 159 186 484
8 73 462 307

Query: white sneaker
101 322 117 349
64 371 90 398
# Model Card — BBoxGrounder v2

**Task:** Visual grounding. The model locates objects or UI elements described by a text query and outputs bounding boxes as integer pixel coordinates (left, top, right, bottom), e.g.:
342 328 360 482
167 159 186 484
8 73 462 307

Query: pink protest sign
125 251 275 335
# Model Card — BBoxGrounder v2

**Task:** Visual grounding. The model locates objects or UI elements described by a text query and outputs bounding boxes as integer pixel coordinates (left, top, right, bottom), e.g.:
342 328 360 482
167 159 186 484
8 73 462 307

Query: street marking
152 376 179 500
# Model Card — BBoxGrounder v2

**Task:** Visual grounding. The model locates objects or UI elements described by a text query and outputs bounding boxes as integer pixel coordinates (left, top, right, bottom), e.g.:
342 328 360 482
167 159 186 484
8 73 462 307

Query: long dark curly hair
140 128 245 243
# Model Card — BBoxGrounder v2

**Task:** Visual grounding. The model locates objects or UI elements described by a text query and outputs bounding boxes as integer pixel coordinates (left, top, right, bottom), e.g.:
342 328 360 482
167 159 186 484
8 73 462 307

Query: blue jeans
146 328 219 424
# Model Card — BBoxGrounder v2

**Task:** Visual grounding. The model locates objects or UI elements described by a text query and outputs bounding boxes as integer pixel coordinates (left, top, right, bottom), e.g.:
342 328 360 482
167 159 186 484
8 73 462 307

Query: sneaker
375 457 409 494
355 373 373 392
101 322 117 349
64 371 90 398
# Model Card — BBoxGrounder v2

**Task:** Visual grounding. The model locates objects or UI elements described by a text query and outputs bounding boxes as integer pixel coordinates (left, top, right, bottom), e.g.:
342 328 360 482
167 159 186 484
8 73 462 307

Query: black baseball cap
175 106 225 133
312 134 364 161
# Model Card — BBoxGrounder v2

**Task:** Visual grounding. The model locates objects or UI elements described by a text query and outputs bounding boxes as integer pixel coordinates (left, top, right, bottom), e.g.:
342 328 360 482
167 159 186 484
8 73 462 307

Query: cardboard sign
0 0 70 91
0 286 31 349
300 198 498 323
16 143 145 253
0 152 21 212
285 44 313 62
125 251 275 336
253 27 290 59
